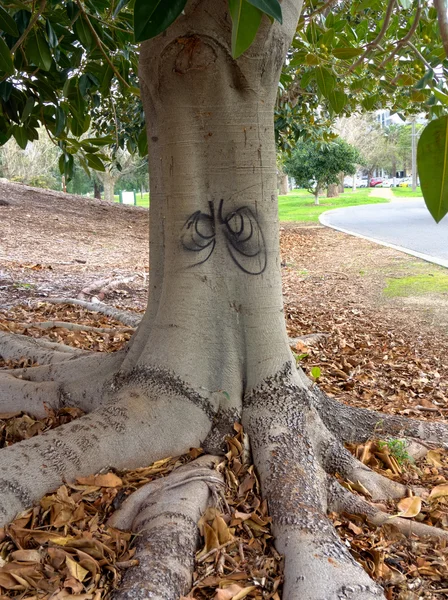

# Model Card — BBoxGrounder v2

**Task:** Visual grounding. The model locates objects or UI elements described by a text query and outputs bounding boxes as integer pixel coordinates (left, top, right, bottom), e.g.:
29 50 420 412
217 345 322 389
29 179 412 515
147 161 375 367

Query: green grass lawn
391 187 422 198
113 192 150 207
109 188 386 220
278 189 388 222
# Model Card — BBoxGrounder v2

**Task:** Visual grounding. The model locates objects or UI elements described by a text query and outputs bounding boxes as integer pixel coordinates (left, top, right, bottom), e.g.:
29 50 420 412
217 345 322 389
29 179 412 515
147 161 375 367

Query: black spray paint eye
181 200 267 275
181 205 216 266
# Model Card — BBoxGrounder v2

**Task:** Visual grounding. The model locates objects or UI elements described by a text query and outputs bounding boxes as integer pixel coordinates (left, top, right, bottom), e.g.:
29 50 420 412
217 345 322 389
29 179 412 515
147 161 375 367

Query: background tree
284 138 361 204
1 2 448 600
0 133 60 189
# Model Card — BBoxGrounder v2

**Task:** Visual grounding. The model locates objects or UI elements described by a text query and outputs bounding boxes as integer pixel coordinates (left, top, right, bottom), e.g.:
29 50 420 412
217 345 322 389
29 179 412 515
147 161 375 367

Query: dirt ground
2 181 448 599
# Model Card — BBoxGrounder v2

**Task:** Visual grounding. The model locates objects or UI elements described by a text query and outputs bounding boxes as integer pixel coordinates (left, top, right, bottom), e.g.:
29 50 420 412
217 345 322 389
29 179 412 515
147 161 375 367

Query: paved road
319 199 448 268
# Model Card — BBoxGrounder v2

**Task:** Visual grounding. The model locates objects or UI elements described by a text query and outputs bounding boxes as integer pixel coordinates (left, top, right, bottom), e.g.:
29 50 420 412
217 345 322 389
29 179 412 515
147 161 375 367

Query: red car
370 177 383 187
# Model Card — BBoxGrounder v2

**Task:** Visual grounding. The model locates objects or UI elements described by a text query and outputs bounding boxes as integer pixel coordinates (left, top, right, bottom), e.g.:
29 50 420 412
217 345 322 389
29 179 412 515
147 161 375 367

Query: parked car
380 178 393 187
370 177 384 187
343 177 368 188
398 177 412 187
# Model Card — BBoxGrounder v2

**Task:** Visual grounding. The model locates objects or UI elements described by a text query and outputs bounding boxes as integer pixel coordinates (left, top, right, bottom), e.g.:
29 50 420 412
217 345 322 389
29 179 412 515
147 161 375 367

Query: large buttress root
243 363 448 600
0 352 123 416
243 369 385 600
109 456 223 600
0 368 215 527
0 330 89 365
314 387 448 448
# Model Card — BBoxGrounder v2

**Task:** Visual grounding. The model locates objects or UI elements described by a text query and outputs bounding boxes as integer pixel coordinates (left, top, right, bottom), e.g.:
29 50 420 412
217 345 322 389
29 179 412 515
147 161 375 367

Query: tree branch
10 0 47 55
349 0 397 72
434 0 448 57
378 3 422 68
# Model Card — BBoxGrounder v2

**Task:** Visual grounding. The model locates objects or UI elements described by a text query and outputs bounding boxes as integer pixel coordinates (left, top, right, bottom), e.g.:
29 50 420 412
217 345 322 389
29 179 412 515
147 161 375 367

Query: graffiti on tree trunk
181 199 267 275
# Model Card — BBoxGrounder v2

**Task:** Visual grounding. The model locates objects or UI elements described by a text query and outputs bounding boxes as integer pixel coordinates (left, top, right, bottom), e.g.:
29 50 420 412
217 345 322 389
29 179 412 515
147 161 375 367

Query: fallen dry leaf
397 496 422 518
76 473 122 487
428 484 448 500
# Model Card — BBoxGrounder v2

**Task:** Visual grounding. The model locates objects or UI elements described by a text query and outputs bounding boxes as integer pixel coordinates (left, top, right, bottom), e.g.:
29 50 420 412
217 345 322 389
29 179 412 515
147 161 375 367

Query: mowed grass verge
391 187 423 198
110 189 387 221
278 189 388 222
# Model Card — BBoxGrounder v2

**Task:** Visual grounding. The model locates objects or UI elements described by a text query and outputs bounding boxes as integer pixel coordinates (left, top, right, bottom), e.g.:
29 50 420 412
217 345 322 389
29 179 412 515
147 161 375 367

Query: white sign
122 191 135 205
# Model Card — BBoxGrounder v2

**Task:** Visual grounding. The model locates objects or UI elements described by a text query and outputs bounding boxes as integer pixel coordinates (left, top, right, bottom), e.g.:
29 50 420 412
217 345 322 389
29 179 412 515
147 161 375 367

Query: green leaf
138 128 148 156
21 95 34 121
434 89 448 105
74 15 93 49
228 0 263 58
26 30 52 71
0 36 13 75
86 153 106 171
332 47 363 59
417 116 448 223
0 6 19 36
397 0 412 8
328 89 347 113
315 66 336 97
134 0 187 43
59 152 74 181
12 124 28 149
55 106 66 136
45 19 58 48
246 0 282 23
311 366 321 379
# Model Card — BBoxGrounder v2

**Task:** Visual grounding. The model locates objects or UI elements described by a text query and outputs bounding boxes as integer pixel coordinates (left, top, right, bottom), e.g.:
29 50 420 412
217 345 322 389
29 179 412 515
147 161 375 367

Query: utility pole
411 119 417 192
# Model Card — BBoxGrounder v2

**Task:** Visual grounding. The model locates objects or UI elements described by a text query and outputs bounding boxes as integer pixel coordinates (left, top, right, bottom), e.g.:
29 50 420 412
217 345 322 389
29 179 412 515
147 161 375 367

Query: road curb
319 209 448 270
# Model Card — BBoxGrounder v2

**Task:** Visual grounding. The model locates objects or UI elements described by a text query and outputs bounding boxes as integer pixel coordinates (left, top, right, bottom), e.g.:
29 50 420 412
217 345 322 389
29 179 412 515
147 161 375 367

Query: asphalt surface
319 199 448 269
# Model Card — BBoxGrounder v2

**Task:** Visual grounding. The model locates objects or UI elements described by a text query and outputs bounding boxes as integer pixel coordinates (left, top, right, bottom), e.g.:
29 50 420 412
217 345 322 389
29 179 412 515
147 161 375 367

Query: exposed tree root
243 363 448 600
78 275 141 301
0 368 214 527
110 456 223 600
13 320 135 334
46 298 141 327
328 478 448 541
314 387 448 448
0 330 89 366
0 352 123 416
0 357 447 598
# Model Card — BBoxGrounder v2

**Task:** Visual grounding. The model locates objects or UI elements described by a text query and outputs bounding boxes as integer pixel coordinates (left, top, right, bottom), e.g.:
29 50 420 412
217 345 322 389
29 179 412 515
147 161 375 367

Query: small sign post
119 191 137 205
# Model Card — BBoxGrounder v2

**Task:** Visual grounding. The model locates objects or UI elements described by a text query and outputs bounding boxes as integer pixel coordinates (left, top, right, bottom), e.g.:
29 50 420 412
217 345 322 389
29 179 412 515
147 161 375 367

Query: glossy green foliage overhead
276 0 448 151
0 0 141 181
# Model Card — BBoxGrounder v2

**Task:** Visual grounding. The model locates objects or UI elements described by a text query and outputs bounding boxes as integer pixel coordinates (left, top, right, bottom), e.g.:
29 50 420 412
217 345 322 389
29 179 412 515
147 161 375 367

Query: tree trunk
338 172 344 193
94 180 102 199
279 172 289 195
102 170 117 202
2 2 448 599
314 189 319 205
327 183 339 197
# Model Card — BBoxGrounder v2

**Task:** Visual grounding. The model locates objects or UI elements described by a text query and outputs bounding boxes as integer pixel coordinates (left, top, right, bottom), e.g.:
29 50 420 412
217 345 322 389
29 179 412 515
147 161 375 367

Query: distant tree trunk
94 181 102 199
102 170 117 202
338 172 344 193
392 159 397 186
327 183 339 198
352 176 357 191
314 189 319 205
279 173 289 195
